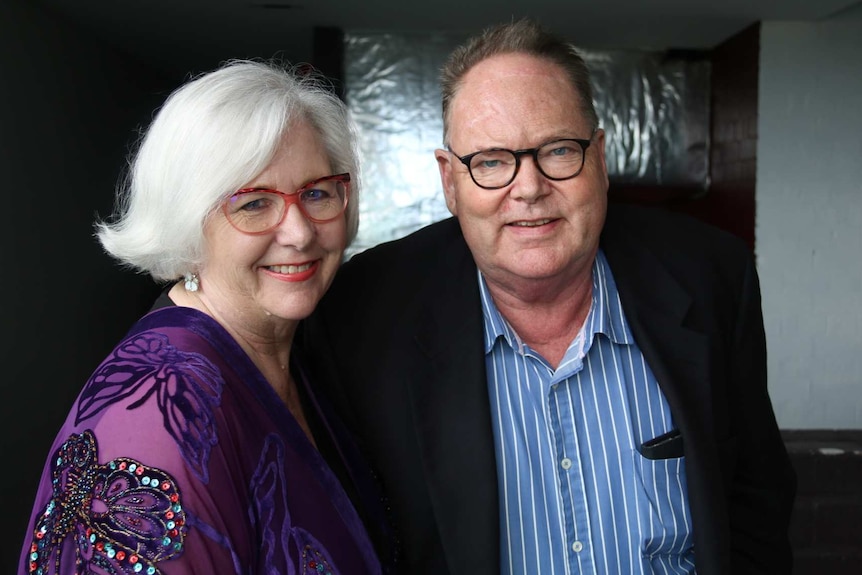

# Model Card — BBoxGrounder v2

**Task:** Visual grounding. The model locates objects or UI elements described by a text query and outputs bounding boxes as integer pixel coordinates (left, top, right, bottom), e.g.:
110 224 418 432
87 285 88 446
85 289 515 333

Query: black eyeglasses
222 173 350 235
449 137 593 190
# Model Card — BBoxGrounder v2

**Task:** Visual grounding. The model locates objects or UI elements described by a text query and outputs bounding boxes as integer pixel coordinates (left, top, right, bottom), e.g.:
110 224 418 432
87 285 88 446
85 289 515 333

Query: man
303 18 795 575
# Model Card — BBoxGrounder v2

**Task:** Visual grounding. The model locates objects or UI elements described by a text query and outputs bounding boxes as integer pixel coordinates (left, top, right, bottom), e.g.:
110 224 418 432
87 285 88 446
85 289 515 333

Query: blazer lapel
404 231 500 574
602 215 730 573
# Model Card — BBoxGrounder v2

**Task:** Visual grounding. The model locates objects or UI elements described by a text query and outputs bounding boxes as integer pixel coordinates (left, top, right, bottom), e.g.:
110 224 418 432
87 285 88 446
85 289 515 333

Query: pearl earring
183 273 199 292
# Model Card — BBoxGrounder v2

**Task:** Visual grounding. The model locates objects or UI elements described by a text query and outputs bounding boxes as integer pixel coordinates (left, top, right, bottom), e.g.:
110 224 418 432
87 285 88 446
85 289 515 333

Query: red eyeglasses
222 173 350 235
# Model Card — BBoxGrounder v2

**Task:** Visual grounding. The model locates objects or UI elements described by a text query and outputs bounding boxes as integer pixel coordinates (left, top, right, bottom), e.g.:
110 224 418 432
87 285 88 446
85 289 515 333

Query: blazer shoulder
603 203 753 263
338 217 467 282
601 203 759 310
318 217 472 311
349 217 462 261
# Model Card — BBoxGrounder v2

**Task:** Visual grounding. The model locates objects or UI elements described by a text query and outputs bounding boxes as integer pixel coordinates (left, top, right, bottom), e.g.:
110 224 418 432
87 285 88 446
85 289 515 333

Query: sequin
25 431 186 574
301 545 334 575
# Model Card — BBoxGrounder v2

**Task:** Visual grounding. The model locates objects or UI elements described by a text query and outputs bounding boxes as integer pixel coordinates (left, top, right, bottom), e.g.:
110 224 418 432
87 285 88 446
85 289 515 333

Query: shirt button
560 457 572 470
572 541 583 552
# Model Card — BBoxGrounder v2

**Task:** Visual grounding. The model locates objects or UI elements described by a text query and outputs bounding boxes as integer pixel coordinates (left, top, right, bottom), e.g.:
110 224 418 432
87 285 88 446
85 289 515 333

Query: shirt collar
480 248 634 355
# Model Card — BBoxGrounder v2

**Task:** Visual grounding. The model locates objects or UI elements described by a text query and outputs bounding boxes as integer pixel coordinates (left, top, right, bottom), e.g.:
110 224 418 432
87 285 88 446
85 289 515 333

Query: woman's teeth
267 263 312 274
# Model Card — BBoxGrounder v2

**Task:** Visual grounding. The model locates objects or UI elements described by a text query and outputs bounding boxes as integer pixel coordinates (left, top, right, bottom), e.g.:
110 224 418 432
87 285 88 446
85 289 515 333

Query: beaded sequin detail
26 430 186 575
302 545 334 574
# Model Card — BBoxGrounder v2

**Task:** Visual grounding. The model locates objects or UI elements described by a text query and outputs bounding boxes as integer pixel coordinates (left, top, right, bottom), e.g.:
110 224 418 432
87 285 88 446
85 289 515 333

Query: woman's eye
241 198 266 211
301 188 331 202
231 192 276 212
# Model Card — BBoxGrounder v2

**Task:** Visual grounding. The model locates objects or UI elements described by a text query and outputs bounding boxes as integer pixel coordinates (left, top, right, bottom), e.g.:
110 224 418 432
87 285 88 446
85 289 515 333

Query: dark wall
0 1 172 571
670 22 761 252
608 23 760 253
785 431 862 575
0 5 332 573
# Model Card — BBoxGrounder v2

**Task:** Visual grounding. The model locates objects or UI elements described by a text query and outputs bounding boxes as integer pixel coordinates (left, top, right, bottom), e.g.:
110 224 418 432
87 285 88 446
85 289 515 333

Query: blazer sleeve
726 255 797 573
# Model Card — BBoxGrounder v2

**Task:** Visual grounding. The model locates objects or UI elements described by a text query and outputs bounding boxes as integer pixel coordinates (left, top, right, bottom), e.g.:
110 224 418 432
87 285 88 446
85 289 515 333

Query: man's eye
549 144 577 157
473 152 513 170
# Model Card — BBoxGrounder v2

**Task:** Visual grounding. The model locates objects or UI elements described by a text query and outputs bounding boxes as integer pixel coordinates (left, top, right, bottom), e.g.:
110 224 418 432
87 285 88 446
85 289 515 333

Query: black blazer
302 204 796 575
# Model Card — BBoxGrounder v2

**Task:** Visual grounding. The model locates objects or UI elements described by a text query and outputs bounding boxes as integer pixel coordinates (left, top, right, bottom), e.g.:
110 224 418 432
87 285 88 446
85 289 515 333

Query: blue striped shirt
481 249 695 574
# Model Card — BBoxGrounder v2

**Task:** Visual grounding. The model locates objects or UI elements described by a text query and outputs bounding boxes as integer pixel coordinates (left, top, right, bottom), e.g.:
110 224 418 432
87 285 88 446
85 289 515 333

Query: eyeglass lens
468 139 586 188
225 178 347 233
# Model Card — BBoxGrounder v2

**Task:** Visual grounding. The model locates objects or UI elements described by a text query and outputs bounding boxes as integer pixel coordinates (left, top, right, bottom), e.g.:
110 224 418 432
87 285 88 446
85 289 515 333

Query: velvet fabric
19 306 392 575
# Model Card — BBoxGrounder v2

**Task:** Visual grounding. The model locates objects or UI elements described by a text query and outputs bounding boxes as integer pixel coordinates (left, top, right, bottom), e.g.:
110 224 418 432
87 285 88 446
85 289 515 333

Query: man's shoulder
601 203 757 301
322 217 472 307
603 202 751 259
341 217 466 275
356 216 461 252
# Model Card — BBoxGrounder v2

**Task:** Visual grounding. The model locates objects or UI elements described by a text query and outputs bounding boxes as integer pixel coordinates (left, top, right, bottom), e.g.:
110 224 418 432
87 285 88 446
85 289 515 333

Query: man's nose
509 155 549 202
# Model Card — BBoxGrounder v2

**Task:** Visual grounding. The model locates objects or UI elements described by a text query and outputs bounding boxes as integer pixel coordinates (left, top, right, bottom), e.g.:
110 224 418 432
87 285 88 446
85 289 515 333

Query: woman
19 60 394 574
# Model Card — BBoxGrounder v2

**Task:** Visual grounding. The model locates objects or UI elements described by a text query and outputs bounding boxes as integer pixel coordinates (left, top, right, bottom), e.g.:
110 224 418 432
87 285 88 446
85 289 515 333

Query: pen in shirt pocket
639 428 684 460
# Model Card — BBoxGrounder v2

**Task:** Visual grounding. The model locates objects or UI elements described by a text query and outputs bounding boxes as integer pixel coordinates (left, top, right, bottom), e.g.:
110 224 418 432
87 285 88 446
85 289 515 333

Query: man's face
435 53 609 296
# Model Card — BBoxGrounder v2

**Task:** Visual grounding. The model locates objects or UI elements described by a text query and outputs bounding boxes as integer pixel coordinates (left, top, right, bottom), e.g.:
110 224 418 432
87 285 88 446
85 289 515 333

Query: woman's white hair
96 59 361 282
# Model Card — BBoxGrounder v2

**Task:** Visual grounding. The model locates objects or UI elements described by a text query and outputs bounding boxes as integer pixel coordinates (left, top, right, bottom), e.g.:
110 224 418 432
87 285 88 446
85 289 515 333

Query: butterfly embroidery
250 434 342 574
25 431 186 575
76 332 223 483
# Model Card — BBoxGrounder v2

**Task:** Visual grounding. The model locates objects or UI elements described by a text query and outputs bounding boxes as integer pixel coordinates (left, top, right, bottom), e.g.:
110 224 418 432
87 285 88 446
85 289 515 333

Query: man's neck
485 267 594 369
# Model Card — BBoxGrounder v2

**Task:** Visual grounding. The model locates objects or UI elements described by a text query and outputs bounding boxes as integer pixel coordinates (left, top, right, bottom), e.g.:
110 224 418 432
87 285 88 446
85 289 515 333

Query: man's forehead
447 56 588 148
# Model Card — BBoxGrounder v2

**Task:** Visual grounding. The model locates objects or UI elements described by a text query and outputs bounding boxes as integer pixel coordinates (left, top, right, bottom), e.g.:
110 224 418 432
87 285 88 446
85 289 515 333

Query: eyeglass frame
222 172 350 235
448 135 594 190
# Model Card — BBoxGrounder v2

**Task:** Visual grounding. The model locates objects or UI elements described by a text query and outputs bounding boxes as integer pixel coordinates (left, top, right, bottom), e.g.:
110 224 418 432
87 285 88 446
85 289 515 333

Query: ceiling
36 0 862 78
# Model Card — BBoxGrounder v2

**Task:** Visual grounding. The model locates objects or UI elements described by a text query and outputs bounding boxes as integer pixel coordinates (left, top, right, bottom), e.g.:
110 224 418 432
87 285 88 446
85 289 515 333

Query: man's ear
594 128 609 190
435 148 458 215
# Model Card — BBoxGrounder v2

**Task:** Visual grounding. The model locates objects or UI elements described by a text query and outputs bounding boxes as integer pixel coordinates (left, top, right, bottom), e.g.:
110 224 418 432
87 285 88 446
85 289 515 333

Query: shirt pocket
632 451 695 566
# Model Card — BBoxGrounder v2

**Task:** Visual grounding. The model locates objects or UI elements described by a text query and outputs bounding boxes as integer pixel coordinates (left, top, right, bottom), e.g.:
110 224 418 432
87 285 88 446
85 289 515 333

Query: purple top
19 306 390 575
